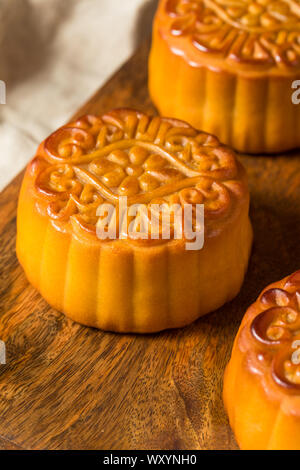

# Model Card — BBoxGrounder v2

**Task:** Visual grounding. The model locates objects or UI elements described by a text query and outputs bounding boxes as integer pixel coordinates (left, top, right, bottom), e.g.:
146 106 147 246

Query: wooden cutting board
0 41 300 451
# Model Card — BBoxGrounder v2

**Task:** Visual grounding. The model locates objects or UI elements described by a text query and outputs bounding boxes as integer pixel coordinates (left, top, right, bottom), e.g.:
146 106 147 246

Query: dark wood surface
0 41 300 450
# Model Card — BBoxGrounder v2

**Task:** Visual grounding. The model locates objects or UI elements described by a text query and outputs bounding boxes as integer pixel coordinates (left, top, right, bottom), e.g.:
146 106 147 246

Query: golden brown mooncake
224 271 300 450
17 109 252 333
149 0 300 154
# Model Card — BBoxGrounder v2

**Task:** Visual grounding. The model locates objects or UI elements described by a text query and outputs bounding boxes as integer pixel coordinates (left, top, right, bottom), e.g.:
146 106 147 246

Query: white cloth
0 0 156 191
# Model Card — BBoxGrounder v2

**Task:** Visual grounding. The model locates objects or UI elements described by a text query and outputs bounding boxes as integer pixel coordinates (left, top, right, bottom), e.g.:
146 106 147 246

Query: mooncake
224 270 300 450
17 109 252 333
149 0 300 154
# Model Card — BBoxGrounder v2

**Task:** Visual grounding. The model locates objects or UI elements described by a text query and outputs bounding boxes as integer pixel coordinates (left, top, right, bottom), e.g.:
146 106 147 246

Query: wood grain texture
0 436 23 450
0 41 300 450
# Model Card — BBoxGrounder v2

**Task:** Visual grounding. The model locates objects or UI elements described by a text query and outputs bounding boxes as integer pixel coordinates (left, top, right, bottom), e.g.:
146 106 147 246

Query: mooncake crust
157 0 300 78
224 271 300 450
17 109 252 333
149 0 300 153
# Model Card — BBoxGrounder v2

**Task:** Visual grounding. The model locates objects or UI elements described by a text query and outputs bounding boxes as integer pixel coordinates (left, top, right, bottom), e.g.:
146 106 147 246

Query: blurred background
0 0 158 190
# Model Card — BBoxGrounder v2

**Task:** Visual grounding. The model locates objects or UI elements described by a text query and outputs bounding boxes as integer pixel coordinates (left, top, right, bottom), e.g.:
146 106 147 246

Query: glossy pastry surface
149 0 300 153
17 109 252 333
224 271 300 450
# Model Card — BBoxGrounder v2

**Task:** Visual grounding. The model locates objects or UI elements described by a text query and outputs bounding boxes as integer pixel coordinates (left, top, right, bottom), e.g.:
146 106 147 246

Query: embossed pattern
33 109 243 240
251 271 300 389
166 0 300 69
